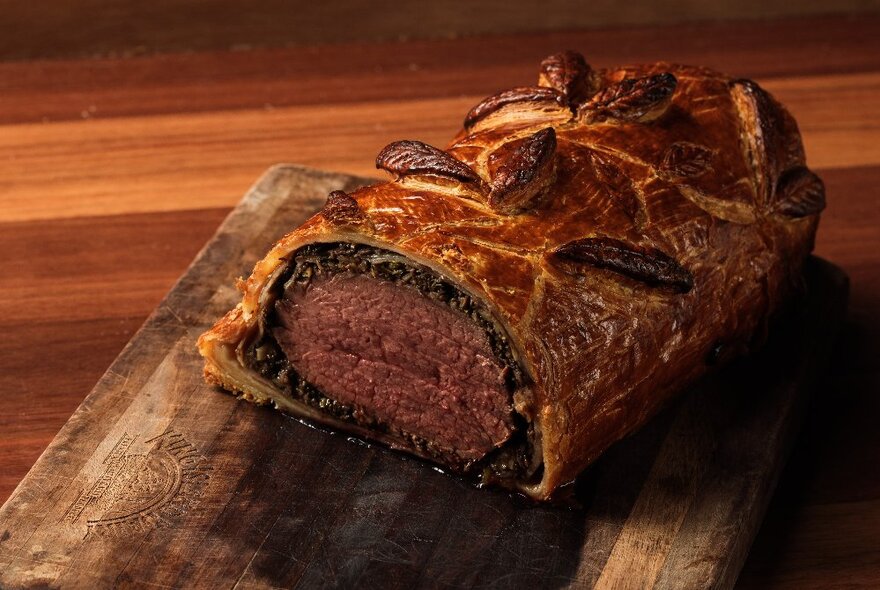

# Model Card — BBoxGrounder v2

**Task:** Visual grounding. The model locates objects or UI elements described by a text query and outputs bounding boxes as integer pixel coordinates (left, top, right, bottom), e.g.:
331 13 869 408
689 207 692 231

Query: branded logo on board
63 430 212 535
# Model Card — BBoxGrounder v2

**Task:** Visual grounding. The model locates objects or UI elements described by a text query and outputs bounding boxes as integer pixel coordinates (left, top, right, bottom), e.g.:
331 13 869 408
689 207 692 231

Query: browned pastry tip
659 142 715 180
729 77 810 211
376 139 483 186
464 86 567 129
553 237 694 293
774 167 826 218
488 127 557 214
321 190 365 227
579 72 677 123
538 50 595 106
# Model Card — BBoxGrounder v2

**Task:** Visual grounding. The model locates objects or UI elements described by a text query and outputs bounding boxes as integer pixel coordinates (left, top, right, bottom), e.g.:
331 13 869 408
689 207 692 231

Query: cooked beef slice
273 272 514 461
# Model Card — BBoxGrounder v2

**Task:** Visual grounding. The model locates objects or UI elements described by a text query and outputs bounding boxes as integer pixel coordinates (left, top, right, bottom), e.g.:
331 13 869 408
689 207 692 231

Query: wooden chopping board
0 165 848 589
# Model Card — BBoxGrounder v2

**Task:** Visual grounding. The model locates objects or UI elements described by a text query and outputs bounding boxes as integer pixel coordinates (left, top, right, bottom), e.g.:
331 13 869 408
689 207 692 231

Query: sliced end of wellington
198 52 823 500
199 241 540 487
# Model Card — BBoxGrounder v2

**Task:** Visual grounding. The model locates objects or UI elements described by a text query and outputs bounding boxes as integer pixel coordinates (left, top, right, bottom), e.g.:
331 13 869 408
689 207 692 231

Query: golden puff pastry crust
198 52 823 500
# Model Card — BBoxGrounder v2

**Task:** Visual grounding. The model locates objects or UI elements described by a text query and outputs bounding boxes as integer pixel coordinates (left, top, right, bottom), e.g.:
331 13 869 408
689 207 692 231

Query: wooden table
1 14 878 588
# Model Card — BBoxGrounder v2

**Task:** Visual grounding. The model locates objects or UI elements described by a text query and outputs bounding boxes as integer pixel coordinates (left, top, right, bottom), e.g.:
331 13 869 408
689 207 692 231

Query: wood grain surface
3 2 879 61
1 14 878 588
0 165 848 589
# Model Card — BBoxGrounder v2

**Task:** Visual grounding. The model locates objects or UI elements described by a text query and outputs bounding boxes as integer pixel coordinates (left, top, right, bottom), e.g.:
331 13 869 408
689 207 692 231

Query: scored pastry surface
199 51 823 499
